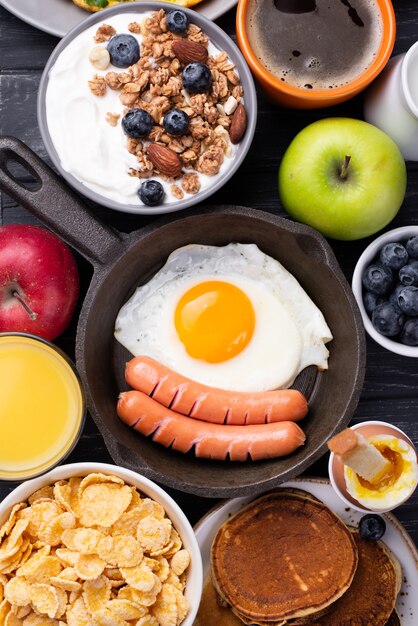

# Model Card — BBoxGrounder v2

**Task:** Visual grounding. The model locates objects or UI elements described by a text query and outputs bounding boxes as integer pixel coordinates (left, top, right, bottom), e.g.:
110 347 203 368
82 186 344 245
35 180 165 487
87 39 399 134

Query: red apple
0 224 79 340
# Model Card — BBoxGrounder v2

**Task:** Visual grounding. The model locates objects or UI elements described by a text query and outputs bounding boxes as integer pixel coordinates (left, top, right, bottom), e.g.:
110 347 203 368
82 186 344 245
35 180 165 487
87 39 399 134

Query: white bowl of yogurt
38 1 257 214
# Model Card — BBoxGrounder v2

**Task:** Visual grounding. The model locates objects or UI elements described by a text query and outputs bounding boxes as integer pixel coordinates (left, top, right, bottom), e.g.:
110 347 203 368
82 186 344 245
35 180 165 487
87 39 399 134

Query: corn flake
4 578 31 606
0 505 27 542
66 596 93 626
82 575 111 614
28 487 54 506
43 513 76 547
170 550 190 577
151 584 178 626
97 534 142 568
107 598 145 620
75 554 106 580
61 528 104 555
120 561 156 592
29 584 59 619
78 484 132 528
137 517 172 554
79 474 124 494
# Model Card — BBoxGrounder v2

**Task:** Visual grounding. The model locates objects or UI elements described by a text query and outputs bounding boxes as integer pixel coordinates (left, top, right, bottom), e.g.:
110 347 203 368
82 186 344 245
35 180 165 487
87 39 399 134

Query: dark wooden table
0 2 417 546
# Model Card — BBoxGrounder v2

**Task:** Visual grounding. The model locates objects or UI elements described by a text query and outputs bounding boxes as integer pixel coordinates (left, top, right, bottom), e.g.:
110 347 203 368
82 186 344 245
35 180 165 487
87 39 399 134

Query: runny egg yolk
174 280 255 363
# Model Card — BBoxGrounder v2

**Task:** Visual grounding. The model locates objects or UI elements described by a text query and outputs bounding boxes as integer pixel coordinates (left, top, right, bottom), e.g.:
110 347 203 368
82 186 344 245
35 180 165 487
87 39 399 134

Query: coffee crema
247 0 383 90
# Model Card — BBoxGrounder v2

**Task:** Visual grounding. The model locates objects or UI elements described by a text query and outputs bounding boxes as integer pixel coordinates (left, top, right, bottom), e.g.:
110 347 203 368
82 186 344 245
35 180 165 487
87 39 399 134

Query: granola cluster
88 10 245 200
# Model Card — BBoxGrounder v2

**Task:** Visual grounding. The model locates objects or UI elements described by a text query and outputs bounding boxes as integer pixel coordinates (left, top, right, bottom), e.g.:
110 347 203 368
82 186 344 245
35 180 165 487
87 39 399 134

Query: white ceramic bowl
352 225 418 357
37 1 257 215
0 462 203 625
329 421 418 513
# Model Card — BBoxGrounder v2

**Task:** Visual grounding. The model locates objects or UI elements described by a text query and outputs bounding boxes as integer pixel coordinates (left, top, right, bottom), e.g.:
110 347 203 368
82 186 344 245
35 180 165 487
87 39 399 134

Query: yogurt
45 12 240 206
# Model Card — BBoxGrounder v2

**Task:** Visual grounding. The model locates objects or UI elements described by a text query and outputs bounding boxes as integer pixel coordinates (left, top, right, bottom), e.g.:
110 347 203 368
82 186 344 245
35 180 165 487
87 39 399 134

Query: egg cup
329 421 418 513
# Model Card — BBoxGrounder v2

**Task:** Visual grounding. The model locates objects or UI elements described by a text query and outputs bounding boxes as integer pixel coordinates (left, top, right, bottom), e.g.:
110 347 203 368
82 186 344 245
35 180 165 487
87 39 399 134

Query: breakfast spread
197 489 403 626
328 427 418 511
0 472 191 625
362 235 418 346
246 0 383 90
0 335 84 481
3 0 418 623
45 9 246 206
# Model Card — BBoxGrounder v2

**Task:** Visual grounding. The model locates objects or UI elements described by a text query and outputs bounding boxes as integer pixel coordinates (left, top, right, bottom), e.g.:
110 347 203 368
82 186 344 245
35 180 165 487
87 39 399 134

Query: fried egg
114 243 332 392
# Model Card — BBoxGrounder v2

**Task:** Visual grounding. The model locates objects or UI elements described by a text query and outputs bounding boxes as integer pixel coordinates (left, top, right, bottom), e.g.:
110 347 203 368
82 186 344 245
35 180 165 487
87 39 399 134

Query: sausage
125 356 308 425
117 390 306 462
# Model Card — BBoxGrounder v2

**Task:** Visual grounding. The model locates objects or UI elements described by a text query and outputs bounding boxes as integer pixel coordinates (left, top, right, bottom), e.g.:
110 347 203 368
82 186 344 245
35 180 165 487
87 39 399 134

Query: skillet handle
0 136 124 267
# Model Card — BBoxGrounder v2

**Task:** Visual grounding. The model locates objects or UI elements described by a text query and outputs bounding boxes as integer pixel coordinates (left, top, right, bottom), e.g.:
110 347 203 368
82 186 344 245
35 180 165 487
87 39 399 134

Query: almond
229 104 247 145
147 144 182 178
172 40 208 64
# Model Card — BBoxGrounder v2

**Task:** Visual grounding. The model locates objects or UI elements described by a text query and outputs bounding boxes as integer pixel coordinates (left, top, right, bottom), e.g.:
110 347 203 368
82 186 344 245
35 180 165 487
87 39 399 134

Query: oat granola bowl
0 461 203 625
37 2 257 215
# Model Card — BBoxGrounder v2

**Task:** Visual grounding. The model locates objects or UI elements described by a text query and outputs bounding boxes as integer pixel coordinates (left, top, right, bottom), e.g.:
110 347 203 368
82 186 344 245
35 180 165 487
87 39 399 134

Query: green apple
278 118 407 240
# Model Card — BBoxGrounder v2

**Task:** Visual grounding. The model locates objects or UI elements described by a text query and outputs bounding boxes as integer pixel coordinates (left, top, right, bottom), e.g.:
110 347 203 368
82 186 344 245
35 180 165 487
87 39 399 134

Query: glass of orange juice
0 333 85 481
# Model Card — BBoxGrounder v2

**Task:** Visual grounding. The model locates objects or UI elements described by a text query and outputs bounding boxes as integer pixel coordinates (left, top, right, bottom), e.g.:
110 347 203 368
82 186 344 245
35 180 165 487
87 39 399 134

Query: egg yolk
174 281 255 363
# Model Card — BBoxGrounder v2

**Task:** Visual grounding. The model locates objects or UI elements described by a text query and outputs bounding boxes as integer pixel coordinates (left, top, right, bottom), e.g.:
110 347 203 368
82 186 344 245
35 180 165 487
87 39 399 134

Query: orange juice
0 334 85 480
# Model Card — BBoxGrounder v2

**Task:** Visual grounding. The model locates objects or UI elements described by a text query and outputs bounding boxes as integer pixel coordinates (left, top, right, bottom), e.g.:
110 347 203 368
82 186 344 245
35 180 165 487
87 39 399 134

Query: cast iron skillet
0 136 366 498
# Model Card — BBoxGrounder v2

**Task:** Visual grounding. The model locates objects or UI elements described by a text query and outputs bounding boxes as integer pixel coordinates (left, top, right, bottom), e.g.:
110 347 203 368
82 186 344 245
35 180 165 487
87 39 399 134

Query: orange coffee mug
236 0 396 109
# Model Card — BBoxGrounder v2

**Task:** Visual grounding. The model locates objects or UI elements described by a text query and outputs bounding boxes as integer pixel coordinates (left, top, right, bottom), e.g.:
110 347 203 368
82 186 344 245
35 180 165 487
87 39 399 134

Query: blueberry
182 62 212 94
107 34 140 68
163 109 190 136
399 260 418 287
359 514 386 542
400 318 418 346
372 302 404 336
363 292 386 315
122 109 153 139
139 180 165 207
362 264 393 295
389 283 405 306
397 286 418 316
379 242 408 270
406 235 418 259
166 10 189 34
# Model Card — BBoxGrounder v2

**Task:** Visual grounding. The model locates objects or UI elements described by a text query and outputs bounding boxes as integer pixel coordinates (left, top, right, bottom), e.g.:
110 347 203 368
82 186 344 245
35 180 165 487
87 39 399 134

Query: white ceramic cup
365 40 418 160
352 225 418 357
329 421 417 513
0 462 203 625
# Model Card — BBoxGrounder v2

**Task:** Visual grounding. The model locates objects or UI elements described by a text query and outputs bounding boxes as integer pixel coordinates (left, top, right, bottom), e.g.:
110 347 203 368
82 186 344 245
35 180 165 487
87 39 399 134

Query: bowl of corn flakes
0 462 203 625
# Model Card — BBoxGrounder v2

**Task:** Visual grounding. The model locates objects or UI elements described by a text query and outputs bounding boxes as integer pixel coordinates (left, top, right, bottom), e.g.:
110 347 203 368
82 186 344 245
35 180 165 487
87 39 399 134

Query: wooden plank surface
0 3 417 543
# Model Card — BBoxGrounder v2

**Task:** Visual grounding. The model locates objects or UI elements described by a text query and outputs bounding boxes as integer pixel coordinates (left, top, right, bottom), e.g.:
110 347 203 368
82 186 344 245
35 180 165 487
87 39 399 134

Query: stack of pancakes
209 489 402 626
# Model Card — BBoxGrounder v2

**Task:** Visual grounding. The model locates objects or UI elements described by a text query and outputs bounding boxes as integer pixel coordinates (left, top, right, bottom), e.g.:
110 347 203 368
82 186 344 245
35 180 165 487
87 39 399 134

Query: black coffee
247 0 383 90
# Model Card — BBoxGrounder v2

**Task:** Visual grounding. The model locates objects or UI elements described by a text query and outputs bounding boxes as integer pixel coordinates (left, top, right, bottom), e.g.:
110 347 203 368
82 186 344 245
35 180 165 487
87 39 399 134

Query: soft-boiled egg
114 243 332 392
345 434 418 511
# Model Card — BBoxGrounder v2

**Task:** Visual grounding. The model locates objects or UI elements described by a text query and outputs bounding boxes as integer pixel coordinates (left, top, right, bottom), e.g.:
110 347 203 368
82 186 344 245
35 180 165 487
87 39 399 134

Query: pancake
211 489 358 624
308 531 402 626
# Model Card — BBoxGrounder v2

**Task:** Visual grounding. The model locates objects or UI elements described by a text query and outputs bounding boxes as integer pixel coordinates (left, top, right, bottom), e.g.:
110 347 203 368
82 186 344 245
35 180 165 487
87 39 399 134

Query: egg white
114 243 333 392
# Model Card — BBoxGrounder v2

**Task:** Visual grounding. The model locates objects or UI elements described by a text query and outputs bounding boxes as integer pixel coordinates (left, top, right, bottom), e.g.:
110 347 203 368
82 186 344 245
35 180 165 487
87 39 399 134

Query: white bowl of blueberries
352 226 418 356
